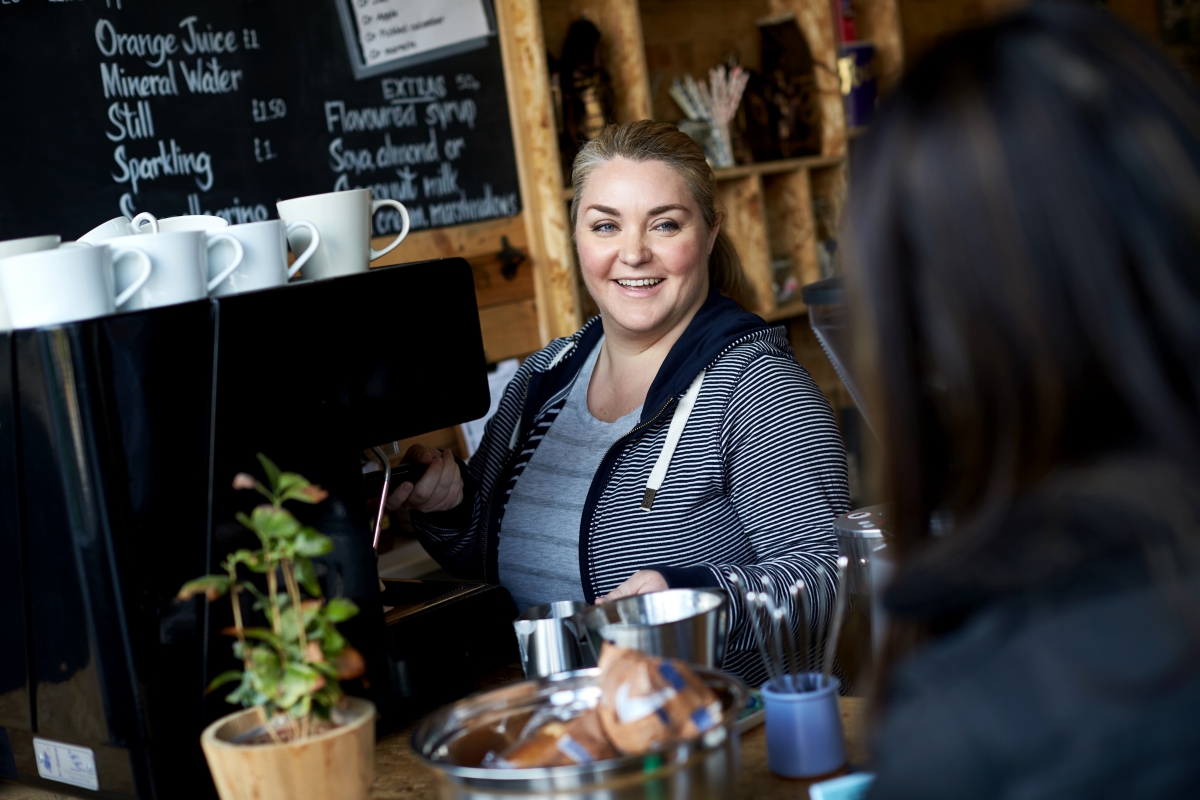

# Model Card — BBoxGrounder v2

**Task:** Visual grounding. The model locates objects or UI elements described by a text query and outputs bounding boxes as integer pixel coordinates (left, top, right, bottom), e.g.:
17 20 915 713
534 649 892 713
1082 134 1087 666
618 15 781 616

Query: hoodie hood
551 287 775 424
643 287 775 419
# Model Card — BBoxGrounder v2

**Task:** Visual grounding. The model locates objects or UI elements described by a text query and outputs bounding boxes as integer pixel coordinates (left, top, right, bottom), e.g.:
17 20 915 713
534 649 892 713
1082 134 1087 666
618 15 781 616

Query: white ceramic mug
276 188 409 281
137 214 228 233
209 219 320 297
0 235 68 331
106 230 243 310
0 244 152 328
78 214 158 244
0 235 62 258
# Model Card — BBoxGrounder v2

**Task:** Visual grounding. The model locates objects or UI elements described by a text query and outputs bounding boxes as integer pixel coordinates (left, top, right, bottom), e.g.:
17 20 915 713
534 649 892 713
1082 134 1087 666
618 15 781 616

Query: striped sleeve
705 353 849 676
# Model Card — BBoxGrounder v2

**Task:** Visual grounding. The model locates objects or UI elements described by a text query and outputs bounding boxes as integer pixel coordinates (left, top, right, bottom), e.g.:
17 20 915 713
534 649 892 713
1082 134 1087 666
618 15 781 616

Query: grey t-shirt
497 340 642 614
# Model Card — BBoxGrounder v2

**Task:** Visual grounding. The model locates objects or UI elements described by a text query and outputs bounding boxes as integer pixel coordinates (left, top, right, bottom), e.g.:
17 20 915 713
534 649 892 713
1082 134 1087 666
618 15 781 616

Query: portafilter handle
370 446 391 554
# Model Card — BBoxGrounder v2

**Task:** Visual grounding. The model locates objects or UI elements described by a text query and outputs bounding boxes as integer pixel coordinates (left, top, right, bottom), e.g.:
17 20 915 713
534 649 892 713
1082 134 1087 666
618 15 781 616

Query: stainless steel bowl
411 667 748 799
567 589 729 668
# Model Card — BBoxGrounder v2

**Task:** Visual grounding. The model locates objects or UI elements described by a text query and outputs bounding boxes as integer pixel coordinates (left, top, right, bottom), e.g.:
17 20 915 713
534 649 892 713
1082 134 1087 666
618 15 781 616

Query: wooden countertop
1 670 868 800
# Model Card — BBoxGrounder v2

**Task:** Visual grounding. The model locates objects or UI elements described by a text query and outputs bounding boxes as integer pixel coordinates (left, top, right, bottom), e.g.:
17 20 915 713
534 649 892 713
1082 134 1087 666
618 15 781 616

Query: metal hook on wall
497 236 527 280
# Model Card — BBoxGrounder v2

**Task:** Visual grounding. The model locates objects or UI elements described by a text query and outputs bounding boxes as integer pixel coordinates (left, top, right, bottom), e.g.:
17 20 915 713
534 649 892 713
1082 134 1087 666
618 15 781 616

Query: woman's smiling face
576 157 717 341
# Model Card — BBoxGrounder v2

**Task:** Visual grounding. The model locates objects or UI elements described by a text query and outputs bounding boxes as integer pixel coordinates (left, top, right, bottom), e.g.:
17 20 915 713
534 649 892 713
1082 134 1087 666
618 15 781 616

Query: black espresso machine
0 259 518 799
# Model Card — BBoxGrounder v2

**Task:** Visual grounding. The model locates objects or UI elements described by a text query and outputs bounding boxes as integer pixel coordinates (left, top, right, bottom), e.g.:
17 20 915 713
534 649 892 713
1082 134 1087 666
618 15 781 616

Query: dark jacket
412 288 850 685
868 462 1200 798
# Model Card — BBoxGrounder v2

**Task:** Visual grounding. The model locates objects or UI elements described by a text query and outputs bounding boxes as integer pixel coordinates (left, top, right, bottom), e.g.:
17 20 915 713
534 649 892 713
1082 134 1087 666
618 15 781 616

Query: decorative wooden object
199 698 376 800
541 0 654 122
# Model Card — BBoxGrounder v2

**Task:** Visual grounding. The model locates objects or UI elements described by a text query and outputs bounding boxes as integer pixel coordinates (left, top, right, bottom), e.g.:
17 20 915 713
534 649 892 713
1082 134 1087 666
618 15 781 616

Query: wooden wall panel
541 0 654 124
480 299 543 362
717 174 773 315
640 0 773 121
859 0 907 91
370 215 527 267
810 163 848 242
496 0 584 343
763 169 819 300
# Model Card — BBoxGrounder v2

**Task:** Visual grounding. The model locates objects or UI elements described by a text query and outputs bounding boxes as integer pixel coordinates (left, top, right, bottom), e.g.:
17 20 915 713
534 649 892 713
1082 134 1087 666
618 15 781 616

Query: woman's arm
659 353 849 660
402 355 539 579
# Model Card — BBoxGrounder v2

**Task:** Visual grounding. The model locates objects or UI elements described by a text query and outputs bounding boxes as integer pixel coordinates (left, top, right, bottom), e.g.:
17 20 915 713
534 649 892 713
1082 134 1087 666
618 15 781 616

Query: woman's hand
596 569 668 604
385 445 463 513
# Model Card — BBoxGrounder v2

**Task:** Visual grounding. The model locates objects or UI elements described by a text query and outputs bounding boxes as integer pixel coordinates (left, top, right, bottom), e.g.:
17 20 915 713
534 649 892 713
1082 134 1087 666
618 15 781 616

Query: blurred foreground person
849 3 1200 797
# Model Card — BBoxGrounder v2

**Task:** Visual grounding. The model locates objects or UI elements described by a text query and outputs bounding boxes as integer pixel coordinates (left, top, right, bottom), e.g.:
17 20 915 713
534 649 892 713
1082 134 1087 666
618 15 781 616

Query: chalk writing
111 140 214 194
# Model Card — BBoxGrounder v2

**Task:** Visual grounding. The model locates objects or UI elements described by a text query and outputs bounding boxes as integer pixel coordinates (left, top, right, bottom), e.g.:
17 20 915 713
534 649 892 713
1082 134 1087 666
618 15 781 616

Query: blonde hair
569 120 755 310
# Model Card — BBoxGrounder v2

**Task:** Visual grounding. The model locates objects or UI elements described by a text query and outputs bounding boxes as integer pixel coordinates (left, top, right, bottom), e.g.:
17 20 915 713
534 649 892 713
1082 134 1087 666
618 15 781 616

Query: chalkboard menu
0 0 522 241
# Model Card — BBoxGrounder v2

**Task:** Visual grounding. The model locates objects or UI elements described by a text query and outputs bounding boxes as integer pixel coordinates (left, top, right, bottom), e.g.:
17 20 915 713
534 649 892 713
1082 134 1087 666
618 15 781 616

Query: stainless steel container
834 505 893 667
513 600 595 679
411 667 748 799
567 589 729 668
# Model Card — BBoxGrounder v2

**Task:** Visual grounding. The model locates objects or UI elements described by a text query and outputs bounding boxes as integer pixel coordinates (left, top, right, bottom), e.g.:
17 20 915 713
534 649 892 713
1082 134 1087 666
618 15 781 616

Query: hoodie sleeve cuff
649 564 721 589
411 458 475 531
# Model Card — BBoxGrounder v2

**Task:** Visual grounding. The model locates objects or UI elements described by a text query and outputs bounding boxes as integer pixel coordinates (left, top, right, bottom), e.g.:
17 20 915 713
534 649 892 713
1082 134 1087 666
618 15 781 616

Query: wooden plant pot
200 698 376 800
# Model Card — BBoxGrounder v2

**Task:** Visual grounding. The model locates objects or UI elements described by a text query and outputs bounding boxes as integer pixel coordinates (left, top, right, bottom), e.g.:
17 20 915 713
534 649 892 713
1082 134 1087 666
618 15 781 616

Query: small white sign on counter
460 358 520 459
32 738 99 791
353 0 491 69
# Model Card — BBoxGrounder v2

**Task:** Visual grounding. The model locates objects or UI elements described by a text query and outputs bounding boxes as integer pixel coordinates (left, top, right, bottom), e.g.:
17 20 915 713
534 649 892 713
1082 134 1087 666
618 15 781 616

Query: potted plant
178 455 375 800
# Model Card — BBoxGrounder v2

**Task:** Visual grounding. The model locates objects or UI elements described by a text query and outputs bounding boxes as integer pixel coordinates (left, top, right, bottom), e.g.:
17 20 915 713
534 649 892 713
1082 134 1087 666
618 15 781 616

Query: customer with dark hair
847 3 1200 796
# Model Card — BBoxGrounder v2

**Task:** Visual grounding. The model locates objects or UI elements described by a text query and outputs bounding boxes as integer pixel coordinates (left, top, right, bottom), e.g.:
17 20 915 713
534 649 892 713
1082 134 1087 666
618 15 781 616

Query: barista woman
389 121 850 684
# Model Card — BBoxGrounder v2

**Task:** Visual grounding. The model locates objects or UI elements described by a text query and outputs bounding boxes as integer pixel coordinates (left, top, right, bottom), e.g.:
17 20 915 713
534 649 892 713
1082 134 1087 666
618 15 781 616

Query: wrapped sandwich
595 645 723 756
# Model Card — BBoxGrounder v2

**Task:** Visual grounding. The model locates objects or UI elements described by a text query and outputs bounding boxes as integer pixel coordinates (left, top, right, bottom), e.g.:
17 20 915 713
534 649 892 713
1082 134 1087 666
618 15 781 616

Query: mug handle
206 233 245 293
368 200 410 262
285 220 320 279
131 212 159 234
111 246 153 308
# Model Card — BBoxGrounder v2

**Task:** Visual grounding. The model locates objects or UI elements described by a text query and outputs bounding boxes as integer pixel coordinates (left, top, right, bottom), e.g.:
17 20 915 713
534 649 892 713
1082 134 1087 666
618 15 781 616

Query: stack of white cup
0 186 411 330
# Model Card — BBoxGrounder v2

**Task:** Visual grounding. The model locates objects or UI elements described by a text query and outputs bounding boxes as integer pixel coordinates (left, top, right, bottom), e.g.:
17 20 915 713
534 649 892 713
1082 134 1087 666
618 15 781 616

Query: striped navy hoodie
412 287 850 686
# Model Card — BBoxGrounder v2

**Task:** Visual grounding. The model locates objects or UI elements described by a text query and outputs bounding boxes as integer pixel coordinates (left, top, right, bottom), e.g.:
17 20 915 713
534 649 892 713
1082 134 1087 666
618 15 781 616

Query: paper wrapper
494 709 618 768
596 645 723 756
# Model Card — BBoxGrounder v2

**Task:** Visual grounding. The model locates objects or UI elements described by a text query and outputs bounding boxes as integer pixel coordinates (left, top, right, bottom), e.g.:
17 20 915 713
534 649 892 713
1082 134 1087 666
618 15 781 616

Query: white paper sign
32 738 99 792
460 358 520 458
354 0 491 68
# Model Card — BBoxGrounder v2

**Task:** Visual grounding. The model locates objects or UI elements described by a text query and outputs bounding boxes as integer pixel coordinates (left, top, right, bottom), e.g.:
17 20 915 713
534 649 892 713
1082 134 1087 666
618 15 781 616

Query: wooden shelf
712 154 844 181
560 154 844 201
762 297 807 322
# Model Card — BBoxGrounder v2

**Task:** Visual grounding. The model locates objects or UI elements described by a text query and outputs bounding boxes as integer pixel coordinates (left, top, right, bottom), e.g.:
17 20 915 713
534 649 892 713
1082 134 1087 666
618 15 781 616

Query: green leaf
320 624 345 654
252 506 302 541
256 453 282 495
294 557 322 598
323 597 359 623
238 627 284 650
278 664 322 709
311 660 338 679
293 528 333 557
224 549 267 574
176 575 229 603
246 646 282 702
275 472 307 496
206 670 244 694
289 694 312 719
241 582 271 612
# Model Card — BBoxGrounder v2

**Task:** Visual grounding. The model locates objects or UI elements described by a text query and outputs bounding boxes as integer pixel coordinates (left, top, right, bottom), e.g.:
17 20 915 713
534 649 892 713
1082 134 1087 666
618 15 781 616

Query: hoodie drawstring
641 370 706 511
